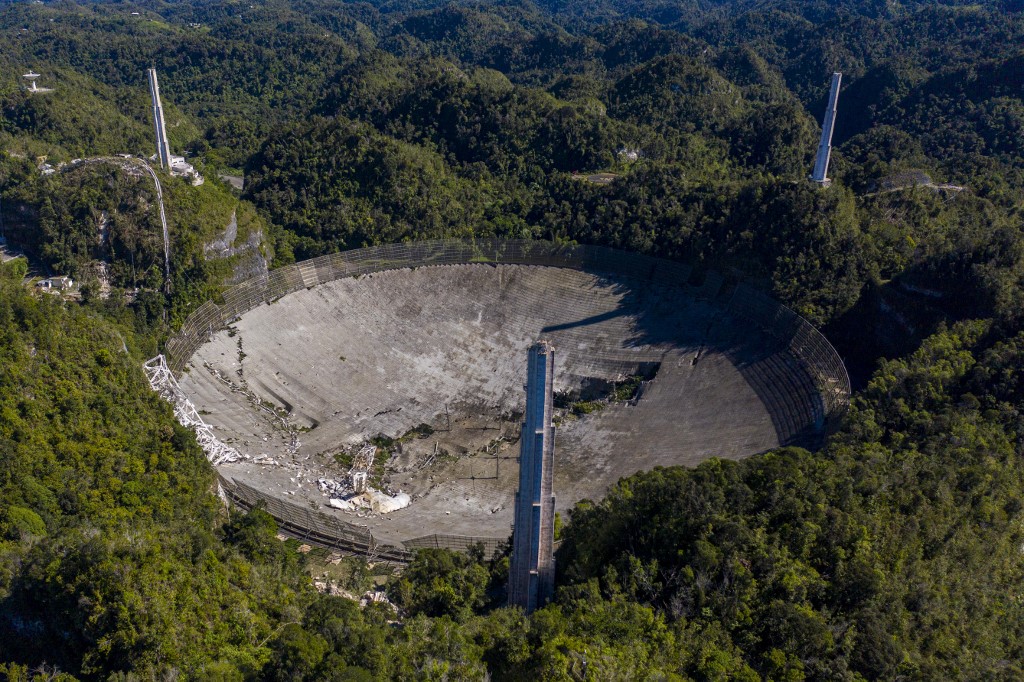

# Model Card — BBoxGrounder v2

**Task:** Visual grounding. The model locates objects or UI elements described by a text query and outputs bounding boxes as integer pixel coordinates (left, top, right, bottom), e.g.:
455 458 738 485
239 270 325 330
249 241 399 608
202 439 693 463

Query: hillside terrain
0 0 1022 679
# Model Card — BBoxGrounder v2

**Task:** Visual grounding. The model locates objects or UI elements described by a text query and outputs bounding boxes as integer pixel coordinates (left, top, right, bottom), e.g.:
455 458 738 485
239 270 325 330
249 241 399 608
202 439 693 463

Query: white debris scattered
317 477 347 496
361 590 392 607
367 490 411 514
143 355 242 465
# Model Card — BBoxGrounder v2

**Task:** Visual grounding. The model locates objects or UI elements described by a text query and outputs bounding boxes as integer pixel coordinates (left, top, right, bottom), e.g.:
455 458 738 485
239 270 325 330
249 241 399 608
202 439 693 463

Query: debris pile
313 443 411 514
143 354 242 465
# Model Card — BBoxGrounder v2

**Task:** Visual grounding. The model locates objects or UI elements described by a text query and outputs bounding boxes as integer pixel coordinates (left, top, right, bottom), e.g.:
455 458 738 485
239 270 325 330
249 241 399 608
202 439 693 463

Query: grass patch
557 371 653 418
571 400 603 416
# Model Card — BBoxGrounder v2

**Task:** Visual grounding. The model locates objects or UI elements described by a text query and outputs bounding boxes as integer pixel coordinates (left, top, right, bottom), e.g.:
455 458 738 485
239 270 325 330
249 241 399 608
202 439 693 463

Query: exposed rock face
204 209 268 284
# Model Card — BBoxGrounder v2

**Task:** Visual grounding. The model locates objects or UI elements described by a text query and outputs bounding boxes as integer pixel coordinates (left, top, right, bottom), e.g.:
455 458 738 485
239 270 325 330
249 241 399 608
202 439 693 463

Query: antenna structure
22 71 41 92
22 71 52 94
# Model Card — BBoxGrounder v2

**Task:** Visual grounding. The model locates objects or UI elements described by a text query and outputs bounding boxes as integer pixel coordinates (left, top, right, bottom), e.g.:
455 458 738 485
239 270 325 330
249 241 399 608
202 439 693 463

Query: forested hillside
0 0 1022 679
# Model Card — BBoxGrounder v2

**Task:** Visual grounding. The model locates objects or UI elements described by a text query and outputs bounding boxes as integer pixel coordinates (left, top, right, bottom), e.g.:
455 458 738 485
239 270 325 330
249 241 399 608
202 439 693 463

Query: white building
170 155 204 185
36 276 73 291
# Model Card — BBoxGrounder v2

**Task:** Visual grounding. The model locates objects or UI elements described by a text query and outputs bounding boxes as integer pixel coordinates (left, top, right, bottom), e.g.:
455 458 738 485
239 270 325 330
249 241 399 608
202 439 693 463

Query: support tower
508 341 557 613
810 72 842 185
147 68 172 170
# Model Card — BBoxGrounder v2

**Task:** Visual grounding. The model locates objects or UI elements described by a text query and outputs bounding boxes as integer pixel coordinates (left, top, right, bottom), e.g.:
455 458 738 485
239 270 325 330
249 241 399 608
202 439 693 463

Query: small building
170 155 204 185
36 276 73 291
616 147 641 162
169 155 192 173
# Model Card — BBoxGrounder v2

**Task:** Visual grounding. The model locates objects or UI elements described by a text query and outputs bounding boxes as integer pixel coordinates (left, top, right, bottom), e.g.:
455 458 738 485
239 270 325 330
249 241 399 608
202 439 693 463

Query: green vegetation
562 322 1024 678
0 0 1022 678
559 373 648 416
0 259 313 676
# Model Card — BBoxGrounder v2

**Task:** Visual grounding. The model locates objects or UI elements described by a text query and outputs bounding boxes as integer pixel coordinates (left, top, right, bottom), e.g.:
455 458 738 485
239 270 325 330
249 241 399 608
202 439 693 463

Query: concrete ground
179 264 816 546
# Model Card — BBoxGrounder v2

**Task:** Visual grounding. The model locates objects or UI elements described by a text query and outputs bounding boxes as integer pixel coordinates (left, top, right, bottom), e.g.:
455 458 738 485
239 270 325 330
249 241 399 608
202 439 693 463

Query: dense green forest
0 0 1022 678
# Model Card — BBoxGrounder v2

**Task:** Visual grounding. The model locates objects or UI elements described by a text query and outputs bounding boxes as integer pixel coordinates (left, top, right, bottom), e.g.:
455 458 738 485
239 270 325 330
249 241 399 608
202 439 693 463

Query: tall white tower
147 68 172 170
810 72 842 185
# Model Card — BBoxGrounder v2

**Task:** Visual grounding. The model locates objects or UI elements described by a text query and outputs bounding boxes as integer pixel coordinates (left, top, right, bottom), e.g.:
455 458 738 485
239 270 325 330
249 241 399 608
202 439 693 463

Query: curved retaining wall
221 476 501 563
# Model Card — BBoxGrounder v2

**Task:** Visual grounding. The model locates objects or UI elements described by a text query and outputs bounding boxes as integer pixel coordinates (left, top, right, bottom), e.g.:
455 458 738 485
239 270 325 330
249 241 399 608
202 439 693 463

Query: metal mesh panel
222 274 270 319
312 254 335 286
266 266 305 302
220 476 413 562
402 534 505 557
727 283 851 423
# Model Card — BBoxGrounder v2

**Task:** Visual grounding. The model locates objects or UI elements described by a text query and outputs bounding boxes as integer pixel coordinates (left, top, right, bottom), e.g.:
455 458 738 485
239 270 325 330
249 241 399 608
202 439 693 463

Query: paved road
136 160 172 293
63 156 172 292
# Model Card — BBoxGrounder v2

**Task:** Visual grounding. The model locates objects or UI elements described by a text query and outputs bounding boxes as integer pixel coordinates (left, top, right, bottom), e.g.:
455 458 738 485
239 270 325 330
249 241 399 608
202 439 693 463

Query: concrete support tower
508 341 557 613
810 72 842 185
147 68 172 170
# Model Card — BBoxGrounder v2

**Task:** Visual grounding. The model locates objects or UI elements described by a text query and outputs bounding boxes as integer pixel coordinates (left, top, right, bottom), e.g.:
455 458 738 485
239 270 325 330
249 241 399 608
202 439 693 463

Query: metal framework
350 444 376 492
143 354 241 465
